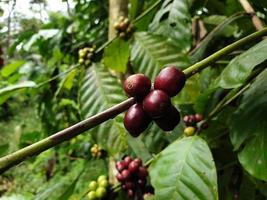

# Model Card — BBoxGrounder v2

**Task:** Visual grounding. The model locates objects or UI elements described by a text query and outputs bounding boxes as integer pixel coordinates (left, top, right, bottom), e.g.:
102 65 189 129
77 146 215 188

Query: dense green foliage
1 0 267 199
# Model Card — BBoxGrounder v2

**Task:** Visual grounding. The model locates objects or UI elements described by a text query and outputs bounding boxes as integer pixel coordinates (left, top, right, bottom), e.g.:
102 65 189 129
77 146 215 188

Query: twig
183 27 267 77
239 0 265 31
0 98 135 174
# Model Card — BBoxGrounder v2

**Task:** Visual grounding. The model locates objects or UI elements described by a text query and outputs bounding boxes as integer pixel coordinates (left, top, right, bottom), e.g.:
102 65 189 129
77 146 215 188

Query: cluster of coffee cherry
115 156 148 198
123 66 186 137
183 114 208 136
87 175 109 200
90 144 103 158
78 46 96 66
114 16 135 39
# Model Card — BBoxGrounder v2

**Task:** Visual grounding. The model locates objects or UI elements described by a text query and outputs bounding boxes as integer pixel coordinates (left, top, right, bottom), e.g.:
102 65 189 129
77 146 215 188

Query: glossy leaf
149 0 192 52
229 69 267 181
79 63 127 155
131 32 189 79
103 38 129 72
149 136 218 200
215 39 267 89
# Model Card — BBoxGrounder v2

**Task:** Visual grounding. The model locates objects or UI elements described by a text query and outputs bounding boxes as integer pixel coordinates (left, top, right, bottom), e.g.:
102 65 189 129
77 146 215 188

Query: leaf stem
183 27 267 77
1 28 267 174
133 0 162 24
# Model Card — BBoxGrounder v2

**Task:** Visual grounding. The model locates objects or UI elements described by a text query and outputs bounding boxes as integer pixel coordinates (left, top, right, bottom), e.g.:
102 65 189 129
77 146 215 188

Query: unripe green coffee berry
88 191 97 200
89 181 98 191
97 175 107 182
79 58 84 64
85 60 91 66
184 126 195 136
95 187 106 198
98 179 108 188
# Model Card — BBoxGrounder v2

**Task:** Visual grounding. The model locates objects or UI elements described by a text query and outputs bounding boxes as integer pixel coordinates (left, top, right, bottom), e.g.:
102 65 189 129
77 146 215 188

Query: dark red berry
125 181 135 189
116 161 127 172
154 66 186 97
138 166 148 178
184 115 196 126
128 161 139 173
138 179 146 187
133 158 142 166
143 90 171 118
123 74 151 99
127 189 135 198
116 173 124 182
154 105 180 131
121 169 131 180
201 122 209 129
124 103 151 137
195 114 203 122
119 22 128 31
122 184 127 190
183 115 190 124
124 156 132 166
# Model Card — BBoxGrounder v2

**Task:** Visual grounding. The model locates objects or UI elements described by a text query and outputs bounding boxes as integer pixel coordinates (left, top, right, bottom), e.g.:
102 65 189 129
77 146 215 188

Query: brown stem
239 0 265 31
0 98 135 174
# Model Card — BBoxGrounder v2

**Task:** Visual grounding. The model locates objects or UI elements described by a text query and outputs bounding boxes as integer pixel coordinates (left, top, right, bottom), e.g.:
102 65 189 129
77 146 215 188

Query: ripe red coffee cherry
116 173 124 182
138 166 148 178
128 161 139 173
124 103 151 137
133 158 142 166
143 90 171 118
127 189 135 198
124 181 135 189
121 169 131 180
195 114 204 122
201 122 209 129
123 74 151 99
124 156 132 166
137 179 146 187
154 66 186 97
116 161 127 172
154 105 180 131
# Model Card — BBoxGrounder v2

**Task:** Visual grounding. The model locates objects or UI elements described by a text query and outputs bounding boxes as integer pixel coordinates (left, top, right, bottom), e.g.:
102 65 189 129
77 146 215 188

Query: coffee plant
0 0 267 199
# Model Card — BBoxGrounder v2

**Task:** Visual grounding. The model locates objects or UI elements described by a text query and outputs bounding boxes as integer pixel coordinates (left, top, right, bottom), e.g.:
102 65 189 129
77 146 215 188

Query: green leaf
149 0 192 52
0 81 37 105
1 60 26 77
0 143 9 156
131 32 189 79
79 63 127 155
229 69 267 181
215 39 267 89
149 136 218 200
55 68 78 96
103 38 129 72
127 134 152 162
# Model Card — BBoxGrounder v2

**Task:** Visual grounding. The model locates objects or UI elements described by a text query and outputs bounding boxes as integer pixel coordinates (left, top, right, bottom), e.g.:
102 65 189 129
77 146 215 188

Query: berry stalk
1 28 267 174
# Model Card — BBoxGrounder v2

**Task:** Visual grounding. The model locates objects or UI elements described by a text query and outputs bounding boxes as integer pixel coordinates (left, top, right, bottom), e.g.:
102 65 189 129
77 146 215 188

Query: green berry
78 58 84 64
88 191 97 200
98 179 108 188
85 60 91 66
97 175 107 183
95 187 106 198
88 181 98 191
